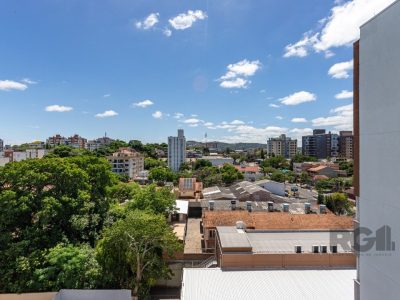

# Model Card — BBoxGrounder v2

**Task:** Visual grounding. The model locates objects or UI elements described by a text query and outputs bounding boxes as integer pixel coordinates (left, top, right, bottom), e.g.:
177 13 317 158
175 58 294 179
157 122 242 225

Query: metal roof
175 200 189 214
181 268 356 300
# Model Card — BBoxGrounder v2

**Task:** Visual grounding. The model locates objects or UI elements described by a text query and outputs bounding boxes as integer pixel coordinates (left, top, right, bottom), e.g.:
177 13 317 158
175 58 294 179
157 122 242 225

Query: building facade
86 136 114 151
355 2 400 299
168 129 186 172
0 138 3 152
46 134 87 148
339 131 354 159
302 129 339 159
267 134 297 158
107 148 144 179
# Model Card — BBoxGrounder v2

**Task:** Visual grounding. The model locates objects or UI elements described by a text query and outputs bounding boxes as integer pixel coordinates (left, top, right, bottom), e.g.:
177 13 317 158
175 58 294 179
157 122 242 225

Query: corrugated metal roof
181 268 356 300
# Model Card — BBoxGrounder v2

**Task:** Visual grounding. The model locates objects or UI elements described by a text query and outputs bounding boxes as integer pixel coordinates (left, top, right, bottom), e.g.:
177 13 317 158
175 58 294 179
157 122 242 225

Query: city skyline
0 0 395 145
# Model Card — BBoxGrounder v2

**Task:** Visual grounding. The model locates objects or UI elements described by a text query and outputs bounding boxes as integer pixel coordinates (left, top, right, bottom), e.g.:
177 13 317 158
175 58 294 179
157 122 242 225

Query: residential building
302 129 339 159
234 165 262 182
354 2 400 299
267 134 297 158
200 156 233 167
178 178 203 199
86 135 114 151
12 151 27 162
202 181 272 202
46 134 66 147
339 131 354 159
27 141 46 149
168 129 186 172
0 138 3 152
66 134 87 149
107 148 144 179
293 161 339 175
0 157 10 167
307 165 338 178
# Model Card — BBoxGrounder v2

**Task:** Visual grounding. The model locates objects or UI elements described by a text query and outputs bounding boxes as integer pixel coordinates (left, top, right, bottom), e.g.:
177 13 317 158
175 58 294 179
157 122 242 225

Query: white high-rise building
168 129 186 172
0 138 3 152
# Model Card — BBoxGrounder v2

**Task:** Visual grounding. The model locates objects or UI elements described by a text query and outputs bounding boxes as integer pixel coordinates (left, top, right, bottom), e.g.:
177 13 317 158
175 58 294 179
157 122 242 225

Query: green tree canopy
194 159 212 170
144 157 167 170
148 167 175 183
96 210 182 298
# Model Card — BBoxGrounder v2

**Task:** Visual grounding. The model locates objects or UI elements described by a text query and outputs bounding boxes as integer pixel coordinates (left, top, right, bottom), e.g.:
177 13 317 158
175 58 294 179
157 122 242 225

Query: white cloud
21 78 38 84
103 94 111 98
291 117 308 123
45 105 73 112
220 125 288 143
269 103 280 108
0 80 28 91
218 59 261 89
284 0 396 57
328 60 353 79
95 110 118 118
204 122 214 127
276 116 283 120
230 120 245 125
169 10 207 30
136 13 159 30
312 104 353 130
335 90 353 99
280 91 316 106
183 118 202 124
133 99 154 108
290 128 313 145
174 112 184 119
152 111 163 119
163 28 172 37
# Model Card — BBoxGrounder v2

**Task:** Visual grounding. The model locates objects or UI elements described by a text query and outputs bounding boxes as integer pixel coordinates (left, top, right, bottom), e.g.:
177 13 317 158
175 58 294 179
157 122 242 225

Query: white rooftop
175 200 189 214
181 268 356 300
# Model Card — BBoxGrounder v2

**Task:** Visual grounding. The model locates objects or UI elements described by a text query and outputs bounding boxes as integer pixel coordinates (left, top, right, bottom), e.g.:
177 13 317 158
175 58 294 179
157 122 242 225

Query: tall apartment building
302 129 339 159
46 134 66 146
267 134 297 158
339 131 353 159
86 136 114 151
354 2 400 299
0 138 3 152
46 134 87 148
168 129 186 172
107 148 144 179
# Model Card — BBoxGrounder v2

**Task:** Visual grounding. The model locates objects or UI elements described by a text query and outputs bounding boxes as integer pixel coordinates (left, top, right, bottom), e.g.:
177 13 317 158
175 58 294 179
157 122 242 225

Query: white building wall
168 129 186 172
13 152 27 162
359 2 400 299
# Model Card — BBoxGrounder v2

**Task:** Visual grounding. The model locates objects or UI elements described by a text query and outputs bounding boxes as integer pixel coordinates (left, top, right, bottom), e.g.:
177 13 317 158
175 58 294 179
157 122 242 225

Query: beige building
107 148 144 179
267 134 297 158
339 131 353 159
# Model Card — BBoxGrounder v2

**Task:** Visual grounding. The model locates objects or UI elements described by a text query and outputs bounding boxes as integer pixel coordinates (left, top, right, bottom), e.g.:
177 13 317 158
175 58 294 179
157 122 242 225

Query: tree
194 159 212 170
300 172 310 184
129 140 144 152
262 156 288 169
323 192 352 215
270 170 286 183
220 164 244 185
45 145 92 158
148 167 174 183
261 166 277 176
144 158 167 170
260 148 265 159
179 162 191 172
96 211 182 299
34 243 100 291
193 166 222 187
289 154 317 170
107 182 140 204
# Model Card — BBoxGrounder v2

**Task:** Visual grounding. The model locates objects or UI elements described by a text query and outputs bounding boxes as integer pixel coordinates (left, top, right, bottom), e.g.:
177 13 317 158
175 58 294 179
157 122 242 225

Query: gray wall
359 1 400 299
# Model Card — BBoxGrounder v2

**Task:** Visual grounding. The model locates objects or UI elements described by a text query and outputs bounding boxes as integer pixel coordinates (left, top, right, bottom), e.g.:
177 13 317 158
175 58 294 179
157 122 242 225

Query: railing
191 255 217 268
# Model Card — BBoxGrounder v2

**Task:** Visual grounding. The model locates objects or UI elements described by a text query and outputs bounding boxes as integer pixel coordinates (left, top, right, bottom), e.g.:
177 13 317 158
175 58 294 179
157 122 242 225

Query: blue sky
0 0 395 145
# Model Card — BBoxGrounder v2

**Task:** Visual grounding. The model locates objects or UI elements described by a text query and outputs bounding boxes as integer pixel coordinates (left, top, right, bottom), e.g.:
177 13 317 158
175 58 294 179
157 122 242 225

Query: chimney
304 202 311 214
231 200 236 211
209 200 215 211
282 203 289 212
267 201 274 212
319 204 327 214
246 201 252 212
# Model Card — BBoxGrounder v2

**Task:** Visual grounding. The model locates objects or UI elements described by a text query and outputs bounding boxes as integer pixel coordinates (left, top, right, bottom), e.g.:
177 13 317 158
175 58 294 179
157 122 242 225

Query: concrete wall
0 293 56 300
359 2 400 299
220 253 356 269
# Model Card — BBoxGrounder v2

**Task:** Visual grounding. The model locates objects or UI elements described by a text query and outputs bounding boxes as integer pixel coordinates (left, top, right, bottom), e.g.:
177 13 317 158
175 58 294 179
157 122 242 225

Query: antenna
205 132 208 148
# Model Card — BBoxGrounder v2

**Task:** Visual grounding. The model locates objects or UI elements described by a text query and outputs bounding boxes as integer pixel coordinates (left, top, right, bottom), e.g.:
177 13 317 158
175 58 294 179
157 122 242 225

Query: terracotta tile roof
203 211 353 230
308 165 328 172
234 166 260 173
313 175 329 181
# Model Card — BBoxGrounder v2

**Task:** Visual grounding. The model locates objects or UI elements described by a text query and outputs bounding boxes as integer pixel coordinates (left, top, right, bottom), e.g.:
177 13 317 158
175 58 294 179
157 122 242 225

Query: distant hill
186 140 267 151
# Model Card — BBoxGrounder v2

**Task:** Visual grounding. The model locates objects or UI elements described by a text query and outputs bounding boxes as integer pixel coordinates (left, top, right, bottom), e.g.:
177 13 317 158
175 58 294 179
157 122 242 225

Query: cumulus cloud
230 120 245 125
269 103 280 108
163 28 172 37
21 78 38 84
276 116 283 120
312 104 353 130
183 118 202 124
174 112 184 119
95 110 118 118
220 125 288 143
218 59 261 89
280 91 316 106
136 13 160 30
0 80 28 91
328 60 353 79
291 117 308 123
133 99 154 108
169 10 207 30
103 94 111 98
335 90 353 99
283 0 396 57
45 105 73 112
152 111 163 119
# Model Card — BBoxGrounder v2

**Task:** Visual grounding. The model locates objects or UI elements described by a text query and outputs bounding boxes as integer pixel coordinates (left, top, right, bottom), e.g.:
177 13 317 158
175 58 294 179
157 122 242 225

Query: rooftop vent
331 245 338 253
267 201 274 212
236 221 246 230
295 245 302 253
312 245 319 253
319 204 327 214
231 200 236 211
305 202 311 214
282 203 289 212
246 201 252 212
209 200 215 211
320 245 328 253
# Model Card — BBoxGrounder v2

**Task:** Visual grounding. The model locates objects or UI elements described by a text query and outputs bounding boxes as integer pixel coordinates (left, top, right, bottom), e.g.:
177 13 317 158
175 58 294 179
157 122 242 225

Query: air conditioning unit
331 245 338 253
295 245 302 253
246 201 252 212
320 245 328 253
267 201 274 212
312 245 319 253
231 200 236 211
209 200 215 211
282 203 289 212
